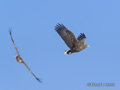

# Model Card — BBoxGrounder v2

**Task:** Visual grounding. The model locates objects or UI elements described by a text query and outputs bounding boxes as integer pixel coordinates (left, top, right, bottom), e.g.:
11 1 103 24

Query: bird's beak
87 45 90 48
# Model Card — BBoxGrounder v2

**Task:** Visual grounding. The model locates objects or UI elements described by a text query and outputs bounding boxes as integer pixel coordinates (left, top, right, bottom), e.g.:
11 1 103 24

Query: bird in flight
9 30 41 82
55 23 90 55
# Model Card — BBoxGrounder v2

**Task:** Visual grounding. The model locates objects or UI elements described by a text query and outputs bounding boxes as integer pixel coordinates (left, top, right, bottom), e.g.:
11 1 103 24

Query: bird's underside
9 30 41 82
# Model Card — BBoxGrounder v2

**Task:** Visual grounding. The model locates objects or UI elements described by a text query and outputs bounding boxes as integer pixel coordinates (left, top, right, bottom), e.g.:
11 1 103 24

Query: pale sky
0 0 120 90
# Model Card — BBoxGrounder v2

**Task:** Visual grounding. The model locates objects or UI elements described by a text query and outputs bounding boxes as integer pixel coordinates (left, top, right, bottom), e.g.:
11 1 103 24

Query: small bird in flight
55 23 89 55
9 30 41 82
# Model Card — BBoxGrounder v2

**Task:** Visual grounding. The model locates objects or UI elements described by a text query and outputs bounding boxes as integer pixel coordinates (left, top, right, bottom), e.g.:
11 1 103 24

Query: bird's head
84 44 90 48
87 45 90 48
64 50 72 55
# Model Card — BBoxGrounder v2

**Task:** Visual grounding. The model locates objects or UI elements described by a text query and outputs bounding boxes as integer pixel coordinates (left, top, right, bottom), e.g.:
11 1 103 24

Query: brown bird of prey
9 30 41 82
55 23 90 55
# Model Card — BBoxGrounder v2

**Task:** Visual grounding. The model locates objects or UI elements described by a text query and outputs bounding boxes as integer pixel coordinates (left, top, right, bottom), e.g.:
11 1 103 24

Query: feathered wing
55 23 78 49
9 29 20 56
9 30 41 82
23 61 42 82
77 33 86 44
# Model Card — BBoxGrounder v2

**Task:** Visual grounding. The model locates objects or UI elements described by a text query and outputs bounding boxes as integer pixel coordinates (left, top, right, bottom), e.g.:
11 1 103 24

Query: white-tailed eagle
9 30 41 82
55 23 89 55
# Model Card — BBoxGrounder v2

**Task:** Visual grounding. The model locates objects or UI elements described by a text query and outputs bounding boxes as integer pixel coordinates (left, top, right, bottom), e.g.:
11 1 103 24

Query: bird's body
15 55 23 63
55 23 89 55
9 30 41 82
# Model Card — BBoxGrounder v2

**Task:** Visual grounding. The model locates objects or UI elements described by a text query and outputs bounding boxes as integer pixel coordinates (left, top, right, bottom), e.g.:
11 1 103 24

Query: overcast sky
0 0 120 90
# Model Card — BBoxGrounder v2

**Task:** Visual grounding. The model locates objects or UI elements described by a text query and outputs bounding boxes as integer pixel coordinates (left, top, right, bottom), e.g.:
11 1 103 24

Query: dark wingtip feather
80 33 86 38
77 33 86 40
55 23 66 31
9 28 12 36
36 78 42 83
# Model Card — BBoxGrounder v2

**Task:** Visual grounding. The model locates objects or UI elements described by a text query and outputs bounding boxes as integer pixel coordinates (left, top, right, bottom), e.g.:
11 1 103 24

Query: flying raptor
9 30 41 82
55 23 90 55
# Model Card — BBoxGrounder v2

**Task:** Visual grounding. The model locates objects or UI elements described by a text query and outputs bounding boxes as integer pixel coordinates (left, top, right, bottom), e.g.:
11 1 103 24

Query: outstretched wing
77 33 86 44
55 23 78 49
9 29 20 56
23 61 42 83
9 30 41 82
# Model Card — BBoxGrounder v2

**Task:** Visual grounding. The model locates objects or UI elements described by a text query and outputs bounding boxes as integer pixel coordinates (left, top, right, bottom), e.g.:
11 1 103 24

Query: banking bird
9 30 41 82
55 23 89 55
